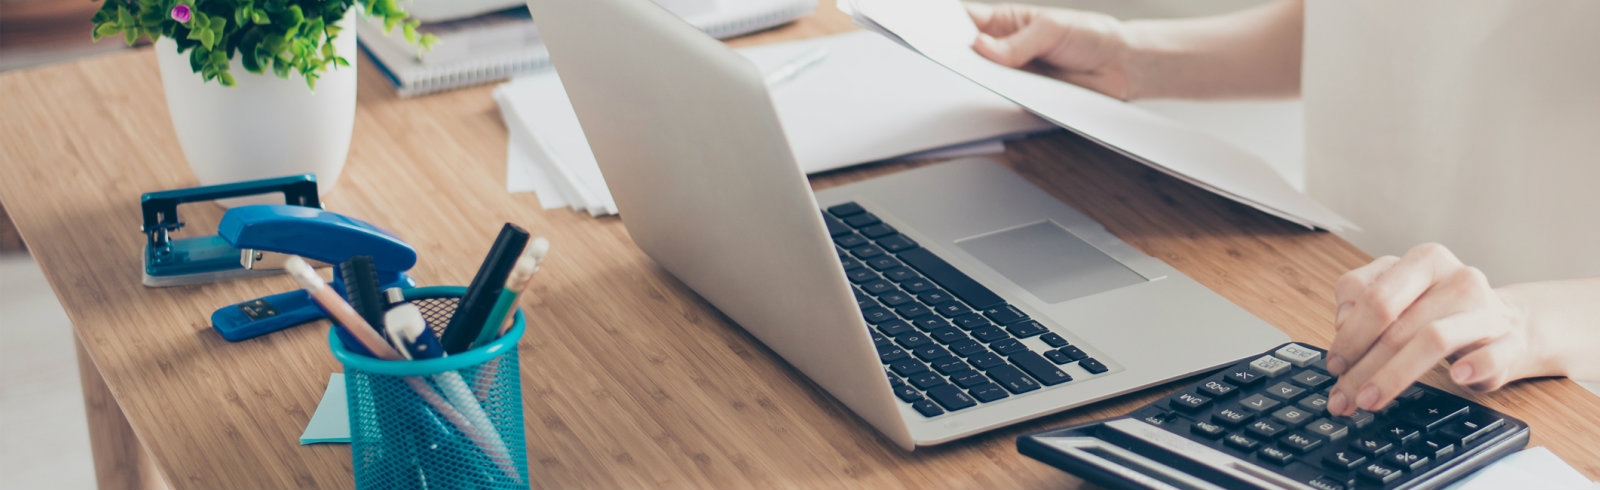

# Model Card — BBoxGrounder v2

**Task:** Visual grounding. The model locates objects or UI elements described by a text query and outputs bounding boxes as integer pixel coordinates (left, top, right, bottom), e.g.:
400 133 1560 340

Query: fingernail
1335 303 1351 326
1356 385 1380 410
1451 363 1474 384
1326 354 1346 375
1328 390 1348 415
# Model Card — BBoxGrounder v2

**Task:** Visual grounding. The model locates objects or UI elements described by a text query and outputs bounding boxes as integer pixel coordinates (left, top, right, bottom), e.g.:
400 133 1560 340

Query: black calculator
1018 343 1529 490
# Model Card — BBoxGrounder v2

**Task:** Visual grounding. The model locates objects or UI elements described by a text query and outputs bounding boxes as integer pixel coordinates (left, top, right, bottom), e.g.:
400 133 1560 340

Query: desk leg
75 336 168 490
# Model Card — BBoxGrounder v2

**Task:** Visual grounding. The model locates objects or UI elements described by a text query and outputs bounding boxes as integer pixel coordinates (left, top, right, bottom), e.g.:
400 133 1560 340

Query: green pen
472 237 549 349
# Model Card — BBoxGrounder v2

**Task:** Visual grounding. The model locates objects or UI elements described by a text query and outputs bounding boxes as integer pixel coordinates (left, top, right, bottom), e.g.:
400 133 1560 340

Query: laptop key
847 269 878 284
866 256 901 270
1010 351 1073 385
912 317 949 333
953 313 990 330
914 345 954 362
1043 350 1071 364
895 333 933 350
879 348 909 364
878 291 914 307
859 223 897 239
1058 346 1088 361
897 247 1005 309
1006 320 1048 338
926 384 978 411
1040 332 1068 348
900 278 937 294
893 384 922 402
834 233 869 249
911 400 944 417
969 383 1010 403
929 328 968 344
933 303 969 318
827 202 865 217
1079 358 1109 374
990 338 1027 356
889 359 928 377
968 352 1006 370
987 365 1042 394
982 304 1029 325
950 340 986 357
877 320 913 337
843 212 880 228
971 326 1008 343
950 370 988 388
898 305 934 321
861 279 895 296
919 290 955 305
876 234 918 253
909 372 946 390
882 267 918 282
861 307 895 324
840 257 864 271
822 213 852 236
933 358 969 375
850 244 886 260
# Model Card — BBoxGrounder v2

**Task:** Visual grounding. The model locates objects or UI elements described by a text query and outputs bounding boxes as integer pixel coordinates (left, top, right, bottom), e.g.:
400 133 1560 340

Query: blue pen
384 288 445 360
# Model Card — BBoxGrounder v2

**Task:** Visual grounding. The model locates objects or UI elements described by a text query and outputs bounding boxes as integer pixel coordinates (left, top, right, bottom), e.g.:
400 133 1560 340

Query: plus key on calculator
1020 343 1531 489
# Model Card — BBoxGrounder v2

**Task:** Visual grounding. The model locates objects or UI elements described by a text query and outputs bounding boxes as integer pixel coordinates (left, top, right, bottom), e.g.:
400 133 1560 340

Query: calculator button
1323 450 1368 471
1191 421 1226 439
1279 431 1324 453
1171 392 1213 412
1291 370 1334 389
1249 355 1293 377
1401 394 1470 431
1352 437 1394 457
1307 475 1349 490
1225 433 1261 451
1299 394 1330 414
1213 407 1255 428
1305 418 1350 442
1223 368 1262 387
1334 409 1377 429
1437 412 1504 446
1415 438 1456 460
1198 378 1238 398
1358 462 1402 485
1246 419 1287 439
1257 446 1295 466
1274 344 1323 367
1386 450 1430 471
1272 407 1314 427
1264 382 1307 401
1238 394 1280 413
1380 423 1422 444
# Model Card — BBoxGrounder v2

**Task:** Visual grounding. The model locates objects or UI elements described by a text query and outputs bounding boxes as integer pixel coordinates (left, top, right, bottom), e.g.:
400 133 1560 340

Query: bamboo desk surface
2 8 1597 489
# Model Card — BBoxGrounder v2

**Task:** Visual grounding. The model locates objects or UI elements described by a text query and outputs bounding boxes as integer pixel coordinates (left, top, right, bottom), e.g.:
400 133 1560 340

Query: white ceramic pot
154 9 358 205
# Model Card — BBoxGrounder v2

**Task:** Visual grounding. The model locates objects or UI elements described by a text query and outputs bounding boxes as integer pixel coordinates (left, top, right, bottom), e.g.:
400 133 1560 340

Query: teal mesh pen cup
329 286 530 490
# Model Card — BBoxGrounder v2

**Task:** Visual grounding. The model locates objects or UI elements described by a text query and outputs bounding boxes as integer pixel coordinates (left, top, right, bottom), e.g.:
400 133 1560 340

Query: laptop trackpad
956 221 1146 304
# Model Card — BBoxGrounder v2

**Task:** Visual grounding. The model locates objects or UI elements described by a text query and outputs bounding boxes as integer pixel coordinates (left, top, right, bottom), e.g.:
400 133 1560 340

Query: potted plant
91 0 436 203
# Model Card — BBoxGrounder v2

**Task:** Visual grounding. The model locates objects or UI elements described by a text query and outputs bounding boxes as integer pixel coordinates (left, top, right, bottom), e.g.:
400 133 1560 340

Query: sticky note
299 373 350 444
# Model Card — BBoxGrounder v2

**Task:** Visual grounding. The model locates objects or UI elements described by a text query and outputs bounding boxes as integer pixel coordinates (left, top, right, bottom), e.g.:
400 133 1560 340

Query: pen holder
329 286 530 490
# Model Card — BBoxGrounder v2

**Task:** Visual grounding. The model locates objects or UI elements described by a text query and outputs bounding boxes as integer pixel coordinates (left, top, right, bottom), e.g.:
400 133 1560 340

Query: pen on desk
763 47 829 88
285 256 404 361
441 224 531 354
473 237 550 349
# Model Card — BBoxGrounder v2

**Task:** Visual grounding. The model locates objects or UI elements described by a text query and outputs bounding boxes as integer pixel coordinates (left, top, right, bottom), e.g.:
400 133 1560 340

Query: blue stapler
208 204 419 341
141 175 324 287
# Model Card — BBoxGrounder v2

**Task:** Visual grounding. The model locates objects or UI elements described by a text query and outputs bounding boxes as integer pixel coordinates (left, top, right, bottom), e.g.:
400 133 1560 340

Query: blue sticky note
300 373 350 444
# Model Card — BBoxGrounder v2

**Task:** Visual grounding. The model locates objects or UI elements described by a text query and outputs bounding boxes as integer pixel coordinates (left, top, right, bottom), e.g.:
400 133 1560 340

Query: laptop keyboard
822 202 1110 418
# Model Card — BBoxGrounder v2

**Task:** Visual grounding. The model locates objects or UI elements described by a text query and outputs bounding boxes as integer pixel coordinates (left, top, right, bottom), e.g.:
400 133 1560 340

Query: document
844 0 1353 230
496 30 1054 216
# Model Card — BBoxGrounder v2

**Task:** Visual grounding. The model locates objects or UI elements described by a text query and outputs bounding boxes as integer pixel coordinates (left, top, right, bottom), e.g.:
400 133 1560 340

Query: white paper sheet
1444 446 1597 490
847 0 1353 230
497 30 1053 215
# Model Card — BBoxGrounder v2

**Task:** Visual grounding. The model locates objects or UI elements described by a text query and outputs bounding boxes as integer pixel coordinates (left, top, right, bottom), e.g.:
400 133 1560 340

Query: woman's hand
965 2 1135 99
1325 243 1560 416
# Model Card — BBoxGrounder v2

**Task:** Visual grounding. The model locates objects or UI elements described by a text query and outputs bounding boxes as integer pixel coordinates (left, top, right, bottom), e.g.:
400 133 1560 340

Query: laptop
525 0 1290 449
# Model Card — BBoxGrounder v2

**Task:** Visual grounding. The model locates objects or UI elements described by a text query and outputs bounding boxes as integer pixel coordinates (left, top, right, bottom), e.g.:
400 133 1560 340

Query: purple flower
171 4 191 23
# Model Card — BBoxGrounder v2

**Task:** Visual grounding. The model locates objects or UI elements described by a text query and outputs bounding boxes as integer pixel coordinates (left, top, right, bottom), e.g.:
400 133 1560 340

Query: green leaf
234 8 248 27
219 71 236 86
402 21 417 43
93 23 121 41
305 73 318 90
333 56 350 68
192 12 208 30
419 33 438 51
124 29 138 45
253 10 269 25
272 57 290 78
383 15 400 32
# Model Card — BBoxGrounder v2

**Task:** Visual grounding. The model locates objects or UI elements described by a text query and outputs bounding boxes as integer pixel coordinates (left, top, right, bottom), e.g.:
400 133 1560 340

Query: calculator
1018 343 1529 490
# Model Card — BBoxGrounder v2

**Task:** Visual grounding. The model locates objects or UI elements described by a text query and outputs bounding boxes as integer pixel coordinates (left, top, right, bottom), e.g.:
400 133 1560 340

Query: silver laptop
525 0 1289 449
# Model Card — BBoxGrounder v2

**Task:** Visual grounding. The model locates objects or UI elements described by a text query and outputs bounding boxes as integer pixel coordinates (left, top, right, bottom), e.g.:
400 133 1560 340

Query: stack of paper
841 0 1352 230
495 30 1056 216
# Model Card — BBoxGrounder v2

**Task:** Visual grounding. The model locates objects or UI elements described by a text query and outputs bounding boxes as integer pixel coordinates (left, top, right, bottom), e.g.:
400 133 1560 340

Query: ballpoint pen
473 236 550 349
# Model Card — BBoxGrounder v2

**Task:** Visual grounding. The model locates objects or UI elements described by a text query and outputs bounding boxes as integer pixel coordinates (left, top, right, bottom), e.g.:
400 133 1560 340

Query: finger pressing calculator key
1019 342 1530 490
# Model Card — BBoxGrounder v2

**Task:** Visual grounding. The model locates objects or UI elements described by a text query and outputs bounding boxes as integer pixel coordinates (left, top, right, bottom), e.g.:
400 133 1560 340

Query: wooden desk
2 9 1597 489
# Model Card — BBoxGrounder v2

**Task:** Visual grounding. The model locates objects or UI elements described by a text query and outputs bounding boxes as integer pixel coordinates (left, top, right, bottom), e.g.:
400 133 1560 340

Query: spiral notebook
358 0 817 97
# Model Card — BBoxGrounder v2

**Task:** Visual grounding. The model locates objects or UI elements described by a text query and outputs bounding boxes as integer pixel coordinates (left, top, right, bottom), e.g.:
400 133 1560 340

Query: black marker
440 223 530 353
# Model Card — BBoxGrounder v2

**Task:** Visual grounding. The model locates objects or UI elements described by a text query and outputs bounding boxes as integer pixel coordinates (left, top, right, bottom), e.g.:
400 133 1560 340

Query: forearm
1499 277 1600 382
1120 0 1303 100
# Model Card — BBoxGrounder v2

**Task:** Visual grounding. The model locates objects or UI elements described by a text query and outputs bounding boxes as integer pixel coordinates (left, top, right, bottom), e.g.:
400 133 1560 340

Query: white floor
0 253 97 490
